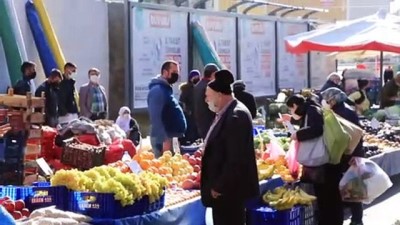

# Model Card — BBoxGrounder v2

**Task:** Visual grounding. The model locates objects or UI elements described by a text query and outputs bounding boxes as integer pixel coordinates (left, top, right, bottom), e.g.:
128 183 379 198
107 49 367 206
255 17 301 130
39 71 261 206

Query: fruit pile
256 160 275 181
257 154 297 183
254 131 291 151
50 166 168 206
164 189 201 207
133 151 201 189
262 186 316 210
361 120 400 150
0 197 30 220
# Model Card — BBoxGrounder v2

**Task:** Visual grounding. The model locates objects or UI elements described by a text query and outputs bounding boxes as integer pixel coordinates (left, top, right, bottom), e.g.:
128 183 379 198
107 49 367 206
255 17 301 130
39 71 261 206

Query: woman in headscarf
116 106 141 146
282 94 344 225
320 87 365 225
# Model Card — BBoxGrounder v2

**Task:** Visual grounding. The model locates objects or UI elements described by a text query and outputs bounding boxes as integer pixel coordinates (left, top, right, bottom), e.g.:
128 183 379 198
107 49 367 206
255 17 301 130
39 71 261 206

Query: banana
298 188 317 201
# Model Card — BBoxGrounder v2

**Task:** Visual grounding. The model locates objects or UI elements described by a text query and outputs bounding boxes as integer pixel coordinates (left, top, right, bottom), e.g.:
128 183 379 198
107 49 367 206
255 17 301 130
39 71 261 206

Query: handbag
335 115 363 155
297 115 330 167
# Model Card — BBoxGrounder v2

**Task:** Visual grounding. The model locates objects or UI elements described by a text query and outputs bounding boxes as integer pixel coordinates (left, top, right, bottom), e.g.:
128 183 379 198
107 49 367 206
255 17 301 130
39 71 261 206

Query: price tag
36 158 53 176
172 137 180 154
125 160 142 174
371 118 380 129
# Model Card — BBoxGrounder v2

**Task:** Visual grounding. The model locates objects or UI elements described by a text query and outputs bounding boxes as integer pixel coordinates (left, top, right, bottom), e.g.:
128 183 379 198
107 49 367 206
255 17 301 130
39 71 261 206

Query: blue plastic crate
68 191 148 219
32 182 51 187
145 192 165 213
0 186 33 201
26 185 68 211
301 205 315 225
247 204 301 225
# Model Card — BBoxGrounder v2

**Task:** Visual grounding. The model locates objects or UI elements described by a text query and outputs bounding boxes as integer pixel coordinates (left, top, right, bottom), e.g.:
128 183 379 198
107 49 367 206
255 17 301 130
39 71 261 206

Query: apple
193 165 201 173
2 200 15 213
188 172 198 181
21 208 30 217
1 196 10 201
188 156 197 166
195 157 202 165
183 153 190 161
181 179 195 190
193 181 200 189
194 150 202 158
11 211 22 220
15 200 25 211
196 171 201 182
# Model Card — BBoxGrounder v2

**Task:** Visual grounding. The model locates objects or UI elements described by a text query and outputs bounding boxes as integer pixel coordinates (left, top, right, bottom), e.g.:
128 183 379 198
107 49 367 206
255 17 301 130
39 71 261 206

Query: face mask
192 78 200 85
90 75 99 84
321 100 331 109
123 114 130 119
30 72 37 80
167 73 179 84
70 72 77 77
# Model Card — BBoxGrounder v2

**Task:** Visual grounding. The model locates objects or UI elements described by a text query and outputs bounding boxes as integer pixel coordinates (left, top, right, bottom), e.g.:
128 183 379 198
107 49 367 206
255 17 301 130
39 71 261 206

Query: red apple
194 150 202 158
193 181 200 189
2 200 15 213
188 172 198 181
11 211 22 220
21 208 30 217
1 196 10 201
183 153 190 161
188 156 197 166
14 200 25 211
181 179 195 190
195 157 202 165
196 171 201 182
193 165 201 173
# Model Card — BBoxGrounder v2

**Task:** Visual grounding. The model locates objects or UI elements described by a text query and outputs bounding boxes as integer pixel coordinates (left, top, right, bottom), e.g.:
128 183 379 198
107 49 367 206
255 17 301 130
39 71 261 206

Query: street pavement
344 174 400 225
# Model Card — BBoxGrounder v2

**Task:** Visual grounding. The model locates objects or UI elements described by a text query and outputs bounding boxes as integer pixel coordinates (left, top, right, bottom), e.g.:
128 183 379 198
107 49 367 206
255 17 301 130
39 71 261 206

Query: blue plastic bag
0 206 16 225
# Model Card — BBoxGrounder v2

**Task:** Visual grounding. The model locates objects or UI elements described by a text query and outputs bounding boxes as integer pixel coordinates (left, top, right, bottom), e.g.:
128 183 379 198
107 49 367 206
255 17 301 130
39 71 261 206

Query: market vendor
348 79 370 115
380 72 400 108
35 69 63 127
116 106 141 146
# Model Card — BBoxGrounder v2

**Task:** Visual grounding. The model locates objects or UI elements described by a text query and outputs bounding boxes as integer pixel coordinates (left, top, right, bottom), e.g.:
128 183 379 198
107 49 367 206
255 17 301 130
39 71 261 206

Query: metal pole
380 51 384 87
124 0 132 108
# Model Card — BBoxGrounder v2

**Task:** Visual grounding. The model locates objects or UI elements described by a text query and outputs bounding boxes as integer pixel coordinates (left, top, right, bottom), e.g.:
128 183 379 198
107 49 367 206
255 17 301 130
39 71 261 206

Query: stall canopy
285 10 400 54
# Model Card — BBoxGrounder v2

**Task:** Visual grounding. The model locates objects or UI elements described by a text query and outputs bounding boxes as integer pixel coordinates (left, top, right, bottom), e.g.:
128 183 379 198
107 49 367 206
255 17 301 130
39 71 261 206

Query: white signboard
131 7 188 109
239 18 276 96
191 14 237 76
310 52 336 89
277 22 308 91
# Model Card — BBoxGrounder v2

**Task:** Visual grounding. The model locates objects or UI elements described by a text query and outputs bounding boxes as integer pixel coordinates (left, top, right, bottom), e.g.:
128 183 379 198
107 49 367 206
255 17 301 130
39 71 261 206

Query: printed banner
277 22 308 91
239 18 276 96
131 7 188 109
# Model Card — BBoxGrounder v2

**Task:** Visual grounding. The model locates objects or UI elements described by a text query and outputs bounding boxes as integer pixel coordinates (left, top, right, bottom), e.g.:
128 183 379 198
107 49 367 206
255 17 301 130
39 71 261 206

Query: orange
140 160 151 170
152 159 162 168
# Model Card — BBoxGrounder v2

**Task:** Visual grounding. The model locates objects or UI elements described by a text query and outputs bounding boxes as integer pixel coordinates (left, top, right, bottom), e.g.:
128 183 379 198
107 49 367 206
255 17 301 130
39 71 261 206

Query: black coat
380 79 399 108
58 76 79 116
35 81 60 127
233 87 257 119
201 100 259 207
294 103 324 142
193 79 215 139
13 77 32 95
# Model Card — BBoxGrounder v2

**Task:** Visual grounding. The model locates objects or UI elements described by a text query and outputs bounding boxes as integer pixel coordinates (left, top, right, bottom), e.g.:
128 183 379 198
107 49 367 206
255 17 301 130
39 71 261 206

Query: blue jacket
147 76 186 143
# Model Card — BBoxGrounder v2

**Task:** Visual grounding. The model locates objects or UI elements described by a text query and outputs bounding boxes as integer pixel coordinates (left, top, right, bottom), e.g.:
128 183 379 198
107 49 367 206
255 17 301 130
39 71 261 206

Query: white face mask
90 75 99 84
321 99 331 110
207 99 219 113
123 114 130 119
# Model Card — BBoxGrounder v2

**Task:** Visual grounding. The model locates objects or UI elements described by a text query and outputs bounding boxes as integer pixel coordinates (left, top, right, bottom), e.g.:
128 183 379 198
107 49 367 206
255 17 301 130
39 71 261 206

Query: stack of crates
0 131 26 185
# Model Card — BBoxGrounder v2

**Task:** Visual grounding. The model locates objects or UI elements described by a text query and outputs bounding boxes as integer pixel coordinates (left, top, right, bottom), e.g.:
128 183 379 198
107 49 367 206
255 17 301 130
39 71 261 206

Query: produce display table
370 148 400 177
91 178 284 225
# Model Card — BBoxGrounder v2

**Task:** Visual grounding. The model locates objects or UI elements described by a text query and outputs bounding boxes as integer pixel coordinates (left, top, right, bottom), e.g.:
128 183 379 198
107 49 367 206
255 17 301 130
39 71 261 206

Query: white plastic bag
339 157 392 204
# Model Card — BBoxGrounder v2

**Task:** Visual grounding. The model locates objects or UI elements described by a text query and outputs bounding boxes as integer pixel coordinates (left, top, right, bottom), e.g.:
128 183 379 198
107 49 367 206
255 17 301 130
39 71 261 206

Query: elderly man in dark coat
201 69 259 225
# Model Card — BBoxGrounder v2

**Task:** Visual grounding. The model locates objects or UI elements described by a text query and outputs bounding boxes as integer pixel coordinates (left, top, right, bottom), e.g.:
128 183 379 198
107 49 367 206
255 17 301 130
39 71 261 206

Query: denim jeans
150 137 163 158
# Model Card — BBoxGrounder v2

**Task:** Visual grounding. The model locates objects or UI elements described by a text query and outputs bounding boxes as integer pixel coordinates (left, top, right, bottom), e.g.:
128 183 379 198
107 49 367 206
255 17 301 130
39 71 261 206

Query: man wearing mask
79 68 108 120
58 62 79 124
13 61 37 95
201 70 259 225
193 63 219 139
380 72 400 108
179 70 200 144
35 69 63 127
147 60 186 157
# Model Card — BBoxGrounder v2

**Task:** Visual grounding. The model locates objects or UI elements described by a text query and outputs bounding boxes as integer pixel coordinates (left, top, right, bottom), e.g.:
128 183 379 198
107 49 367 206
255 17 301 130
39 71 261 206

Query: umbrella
328 50 398 59
285 10 400 54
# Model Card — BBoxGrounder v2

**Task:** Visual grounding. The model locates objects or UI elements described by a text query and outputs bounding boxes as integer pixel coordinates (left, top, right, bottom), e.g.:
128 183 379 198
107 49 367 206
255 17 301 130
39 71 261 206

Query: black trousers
344 201 363 223
90 112 106 121
212 198 245 225
314 164 344 225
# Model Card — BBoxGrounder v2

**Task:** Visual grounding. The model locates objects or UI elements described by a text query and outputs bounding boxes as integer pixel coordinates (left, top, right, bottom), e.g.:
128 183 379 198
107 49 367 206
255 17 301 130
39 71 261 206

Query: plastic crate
26 185 68 211
145 192 165 213
68 191 148 219
180 145 200 155
32 182 51 187
247 204 301 225
0 186 33 201
301 205 315 225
